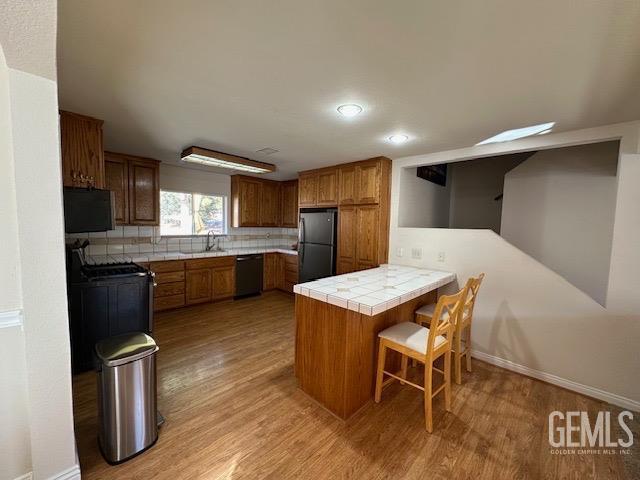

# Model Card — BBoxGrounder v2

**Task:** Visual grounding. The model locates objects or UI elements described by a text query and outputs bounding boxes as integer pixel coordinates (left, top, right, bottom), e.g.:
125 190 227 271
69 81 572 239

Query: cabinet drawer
154 294 185 311
154 281 185 297
150 260 185 273
186 256 236 270
283 254 298 267
155 271 185 284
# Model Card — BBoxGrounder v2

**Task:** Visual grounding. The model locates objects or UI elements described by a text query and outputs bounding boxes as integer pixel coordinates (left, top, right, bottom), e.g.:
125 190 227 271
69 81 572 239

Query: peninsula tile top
293 264 456 316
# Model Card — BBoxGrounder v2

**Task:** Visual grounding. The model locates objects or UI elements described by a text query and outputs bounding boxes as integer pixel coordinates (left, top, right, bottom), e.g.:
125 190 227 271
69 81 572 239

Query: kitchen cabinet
231 175 298 228
281 254 298 292
150 260 186 312
316 169 338 206
231 176 262 227
338 165 357 205
60 111 105 189
298 172 318 207
300 157 391 272
337 206 356 274
105 152 160 226
212 266 235 300
280 180 299 228
260 181 281 226
263 253 279 290
185 269 212 305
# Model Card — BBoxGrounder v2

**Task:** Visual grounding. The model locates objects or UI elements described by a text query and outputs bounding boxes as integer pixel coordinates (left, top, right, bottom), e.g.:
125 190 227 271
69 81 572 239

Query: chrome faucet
205 230 216 251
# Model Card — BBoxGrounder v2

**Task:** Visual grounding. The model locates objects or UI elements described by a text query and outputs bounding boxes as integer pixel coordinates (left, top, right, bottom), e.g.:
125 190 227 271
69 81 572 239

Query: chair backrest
459 273 485 327
426 287 465 356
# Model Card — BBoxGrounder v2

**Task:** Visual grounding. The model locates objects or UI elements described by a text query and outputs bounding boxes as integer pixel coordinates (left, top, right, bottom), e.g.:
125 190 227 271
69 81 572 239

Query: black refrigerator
298 208 337 283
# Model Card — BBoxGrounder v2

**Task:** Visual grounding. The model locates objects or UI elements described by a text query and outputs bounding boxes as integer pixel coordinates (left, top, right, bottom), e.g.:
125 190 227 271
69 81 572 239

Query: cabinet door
128 158 160 225
355 160 380 204
260 181 280 226
317 169 338 206
60 111 105 189
337 206 356 274
355 205 379 269
185 269 212 305
298 173 317 207
212 266 235 300
276 254 286 290
280 180 299 227
104 154 129 224
238 178 262 226
338 165 357 205
263 253 278 290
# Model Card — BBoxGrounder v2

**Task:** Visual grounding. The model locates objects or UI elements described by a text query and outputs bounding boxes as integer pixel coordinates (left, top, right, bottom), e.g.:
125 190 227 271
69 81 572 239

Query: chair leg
454 334 463 385
465 326 472 372
444 350 452 412
400 354 408 385
424 359 433 432
374 342 387 403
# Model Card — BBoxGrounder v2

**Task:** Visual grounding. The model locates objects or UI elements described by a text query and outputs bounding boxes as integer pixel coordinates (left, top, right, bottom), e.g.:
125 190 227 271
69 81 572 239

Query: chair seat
378 322 446 354
415 303 436 318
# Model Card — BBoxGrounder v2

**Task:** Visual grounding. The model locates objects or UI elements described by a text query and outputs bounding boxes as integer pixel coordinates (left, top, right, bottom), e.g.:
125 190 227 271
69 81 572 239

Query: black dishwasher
235 254 263 298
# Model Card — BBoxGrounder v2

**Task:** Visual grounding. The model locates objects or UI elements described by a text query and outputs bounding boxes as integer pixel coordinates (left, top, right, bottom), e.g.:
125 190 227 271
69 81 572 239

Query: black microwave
63 187 115 233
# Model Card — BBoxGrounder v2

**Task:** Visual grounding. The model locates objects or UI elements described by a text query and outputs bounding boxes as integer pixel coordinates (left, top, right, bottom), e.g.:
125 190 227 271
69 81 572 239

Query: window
160 190 227 236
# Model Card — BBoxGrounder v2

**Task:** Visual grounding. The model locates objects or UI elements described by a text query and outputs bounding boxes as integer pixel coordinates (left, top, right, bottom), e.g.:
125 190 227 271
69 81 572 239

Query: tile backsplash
66 226 298 257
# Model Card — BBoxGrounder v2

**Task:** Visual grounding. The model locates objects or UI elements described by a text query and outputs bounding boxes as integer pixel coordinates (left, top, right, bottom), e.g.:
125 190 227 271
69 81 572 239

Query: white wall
0 43 31 480
390 122 640 410
0 1 80 479
397 166 450 228
501 142 619 306
449 153 527 232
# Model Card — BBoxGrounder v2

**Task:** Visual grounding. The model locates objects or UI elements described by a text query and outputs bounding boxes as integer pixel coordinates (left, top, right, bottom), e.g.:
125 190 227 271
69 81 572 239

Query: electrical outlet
396 247 404 257
438 251 446 262
411 248 422 259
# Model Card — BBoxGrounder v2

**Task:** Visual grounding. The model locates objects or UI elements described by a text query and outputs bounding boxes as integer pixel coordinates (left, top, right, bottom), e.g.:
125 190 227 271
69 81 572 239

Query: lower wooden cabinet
263 253 279 290
186 269 212 305
212 266 235 300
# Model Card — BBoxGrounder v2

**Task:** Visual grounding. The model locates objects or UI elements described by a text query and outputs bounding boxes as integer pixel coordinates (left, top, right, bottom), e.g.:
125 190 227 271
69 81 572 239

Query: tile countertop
86 246 298 265
293 264 456 316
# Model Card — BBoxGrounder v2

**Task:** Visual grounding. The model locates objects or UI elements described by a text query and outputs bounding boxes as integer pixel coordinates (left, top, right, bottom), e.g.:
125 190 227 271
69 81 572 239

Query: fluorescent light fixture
337 104 363 117
388 134 409 144
476 122 555 145
181 146 276 174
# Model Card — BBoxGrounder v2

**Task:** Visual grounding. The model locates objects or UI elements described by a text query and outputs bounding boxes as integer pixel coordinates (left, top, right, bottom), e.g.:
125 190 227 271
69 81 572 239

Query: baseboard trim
0 309 23 329
47 464 81 480
14 473 32 480
471 350 640 412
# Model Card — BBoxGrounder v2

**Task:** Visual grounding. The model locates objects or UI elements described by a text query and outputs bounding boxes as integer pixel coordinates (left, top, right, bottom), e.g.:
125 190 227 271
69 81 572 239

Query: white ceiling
57 0 640 180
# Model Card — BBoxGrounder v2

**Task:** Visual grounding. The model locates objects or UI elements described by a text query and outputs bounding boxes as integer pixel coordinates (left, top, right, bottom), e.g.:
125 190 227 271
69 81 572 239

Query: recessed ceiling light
388 134 409 144
337 104 363 117
476 122 555 145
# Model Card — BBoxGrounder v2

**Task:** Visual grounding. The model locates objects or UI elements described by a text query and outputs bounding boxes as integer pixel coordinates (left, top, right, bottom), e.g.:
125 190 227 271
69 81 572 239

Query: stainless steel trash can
95 332 159 464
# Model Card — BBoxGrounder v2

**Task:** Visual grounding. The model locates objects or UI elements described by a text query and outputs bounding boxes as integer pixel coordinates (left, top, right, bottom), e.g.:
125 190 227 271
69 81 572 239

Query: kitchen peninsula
294 265 456 419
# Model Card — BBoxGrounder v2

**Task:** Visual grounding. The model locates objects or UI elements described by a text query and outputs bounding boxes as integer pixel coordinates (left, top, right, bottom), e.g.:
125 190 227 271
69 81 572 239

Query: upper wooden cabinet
298 172 318 207
260 181 281 227
60 111 105 189
104 152 160 226
338 165 357 205
280 180 299 228
317 169 338 206
231 175 298 228
355 160 381 204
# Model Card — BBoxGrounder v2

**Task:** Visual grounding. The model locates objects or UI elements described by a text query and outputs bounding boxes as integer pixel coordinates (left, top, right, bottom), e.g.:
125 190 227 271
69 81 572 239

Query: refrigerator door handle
299 217 306 244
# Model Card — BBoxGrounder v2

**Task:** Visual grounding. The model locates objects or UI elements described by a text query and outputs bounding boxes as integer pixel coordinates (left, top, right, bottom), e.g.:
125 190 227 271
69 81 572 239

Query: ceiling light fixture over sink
181 146 276 174
337 104 363 117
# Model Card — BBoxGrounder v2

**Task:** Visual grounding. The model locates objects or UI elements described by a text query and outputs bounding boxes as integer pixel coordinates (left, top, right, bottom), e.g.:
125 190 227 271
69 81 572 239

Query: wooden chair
415 273 485 384
374 288 465 432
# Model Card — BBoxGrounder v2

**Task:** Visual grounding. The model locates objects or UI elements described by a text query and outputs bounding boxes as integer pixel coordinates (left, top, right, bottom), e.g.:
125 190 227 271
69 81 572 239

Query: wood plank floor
72 291 637 479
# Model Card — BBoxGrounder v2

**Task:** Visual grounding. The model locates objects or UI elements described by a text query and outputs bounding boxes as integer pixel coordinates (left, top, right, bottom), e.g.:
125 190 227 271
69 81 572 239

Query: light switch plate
411 248 422 259
396 247 404 257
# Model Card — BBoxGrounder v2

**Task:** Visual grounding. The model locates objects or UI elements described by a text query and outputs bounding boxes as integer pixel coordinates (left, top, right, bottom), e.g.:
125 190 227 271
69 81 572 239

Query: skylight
476 122 555 145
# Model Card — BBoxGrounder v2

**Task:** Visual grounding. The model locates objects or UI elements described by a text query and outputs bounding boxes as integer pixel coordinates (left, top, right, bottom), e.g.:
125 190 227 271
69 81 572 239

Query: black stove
66 243 155 373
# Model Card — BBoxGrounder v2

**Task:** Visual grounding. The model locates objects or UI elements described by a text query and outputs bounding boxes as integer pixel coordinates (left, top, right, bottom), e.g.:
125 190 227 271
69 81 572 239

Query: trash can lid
95 332 158 367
